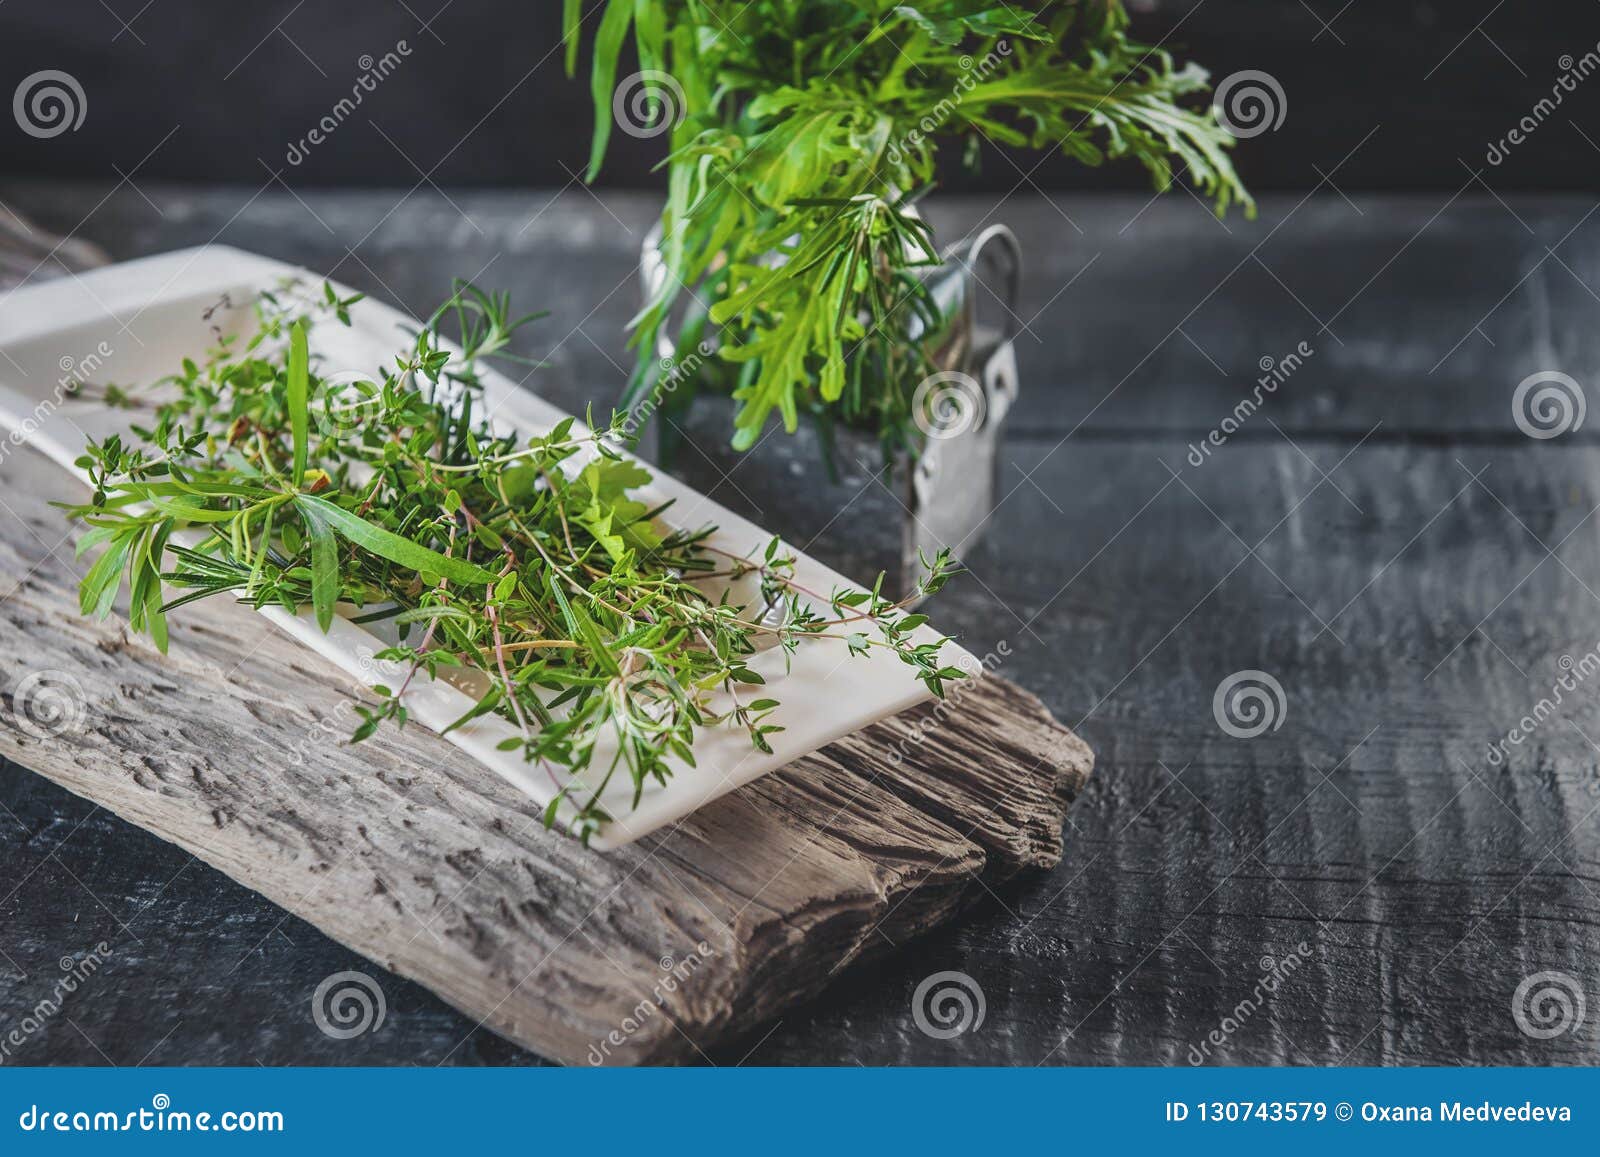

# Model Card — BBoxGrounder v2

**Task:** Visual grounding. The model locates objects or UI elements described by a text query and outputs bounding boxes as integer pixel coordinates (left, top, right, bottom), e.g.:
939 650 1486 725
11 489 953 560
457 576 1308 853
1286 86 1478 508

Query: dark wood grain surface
3 182 1598 1065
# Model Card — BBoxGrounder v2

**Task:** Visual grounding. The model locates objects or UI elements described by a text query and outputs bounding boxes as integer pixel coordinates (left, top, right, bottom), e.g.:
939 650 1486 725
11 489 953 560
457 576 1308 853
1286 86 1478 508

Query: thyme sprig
66 281 965 841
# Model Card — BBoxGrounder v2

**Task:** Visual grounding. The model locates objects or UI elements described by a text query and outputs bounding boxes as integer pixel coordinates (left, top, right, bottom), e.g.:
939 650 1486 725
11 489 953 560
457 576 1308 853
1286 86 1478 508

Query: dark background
5 0 1600 1071
2 0 1598 193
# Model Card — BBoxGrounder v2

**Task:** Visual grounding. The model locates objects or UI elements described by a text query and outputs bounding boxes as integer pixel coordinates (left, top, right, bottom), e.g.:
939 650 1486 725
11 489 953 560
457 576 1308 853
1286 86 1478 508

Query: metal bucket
636 219 1022 600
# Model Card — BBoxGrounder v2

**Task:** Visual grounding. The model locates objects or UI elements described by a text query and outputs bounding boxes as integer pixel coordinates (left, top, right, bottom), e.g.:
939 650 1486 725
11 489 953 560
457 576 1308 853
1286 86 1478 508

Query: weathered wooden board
0 441 1090 1065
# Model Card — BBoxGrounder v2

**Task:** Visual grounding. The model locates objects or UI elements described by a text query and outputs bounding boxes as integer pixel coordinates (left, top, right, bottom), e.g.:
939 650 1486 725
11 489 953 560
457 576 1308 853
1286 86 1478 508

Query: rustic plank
829 676 1090 878
0 440 1085 1064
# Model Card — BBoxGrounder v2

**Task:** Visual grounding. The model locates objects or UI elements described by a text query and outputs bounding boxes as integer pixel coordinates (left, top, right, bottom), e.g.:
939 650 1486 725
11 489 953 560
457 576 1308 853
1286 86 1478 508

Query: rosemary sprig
65 280 966 841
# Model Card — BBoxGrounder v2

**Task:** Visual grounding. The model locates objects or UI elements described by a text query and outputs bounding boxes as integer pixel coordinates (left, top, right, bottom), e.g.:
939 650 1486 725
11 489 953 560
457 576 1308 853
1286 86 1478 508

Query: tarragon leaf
295 495 498 586
299 499 339 632
287 320 310 488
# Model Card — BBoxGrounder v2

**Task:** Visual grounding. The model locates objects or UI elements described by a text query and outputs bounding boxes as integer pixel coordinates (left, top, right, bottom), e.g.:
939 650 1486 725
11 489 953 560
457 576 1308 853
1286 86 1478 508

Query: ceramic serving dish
0 246 971 848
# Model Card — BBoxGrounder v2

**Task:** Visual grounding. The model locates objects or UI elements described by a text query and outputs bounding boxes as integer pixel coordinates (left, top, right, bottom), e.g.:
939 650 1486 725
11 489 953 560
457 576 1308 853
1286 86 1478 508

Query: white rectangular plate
0 246 971 848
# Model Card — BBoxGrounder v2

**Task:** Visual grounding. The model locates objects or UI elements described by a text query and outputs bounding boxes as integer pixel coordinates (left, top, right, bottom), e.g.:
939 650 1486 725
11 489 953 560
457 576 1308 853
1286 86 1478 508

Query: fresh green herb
65 281 964 841
565 0 1252 456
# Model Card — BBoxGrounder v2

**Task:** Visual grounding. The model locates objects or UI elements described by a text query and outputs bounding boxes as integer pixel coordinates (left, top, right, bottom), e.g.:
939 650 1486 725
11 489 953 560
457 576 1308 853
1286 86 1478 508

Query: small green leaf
545 571 619 675
80 533 134 620
585 0 638 181
287 320 309 488
296 495 498 585
300 502 338 632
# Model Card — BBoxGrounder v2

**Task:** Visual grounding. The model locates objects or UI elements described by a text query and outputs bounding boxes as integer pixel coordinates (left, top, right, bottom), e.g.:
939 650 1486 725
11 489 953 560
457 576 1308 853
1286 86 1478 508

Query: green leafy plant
65 281 964 841
565 0 1251 457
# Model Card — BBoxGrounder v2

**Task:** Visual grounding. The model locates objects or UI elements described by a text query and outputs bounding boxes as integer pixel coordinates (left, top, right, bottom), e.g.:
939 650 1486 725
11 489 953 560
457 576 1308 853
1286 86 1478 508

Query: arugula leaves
565 0 1250 455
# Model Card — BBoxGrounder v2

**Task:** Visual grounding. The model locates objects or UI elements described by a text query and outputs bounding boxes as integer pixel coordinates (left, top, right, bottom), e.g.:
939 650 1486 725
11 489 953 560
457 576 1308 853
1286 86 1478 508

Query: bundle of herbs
64 282 963 841
565 0 1252 457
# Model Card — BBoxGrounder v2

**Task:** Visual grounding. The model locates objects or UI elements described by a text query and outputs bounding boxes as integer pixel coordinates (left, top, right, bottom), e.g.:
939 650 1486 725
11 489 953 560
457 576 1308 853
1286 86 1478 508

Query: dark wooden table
3 182 1598 1066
